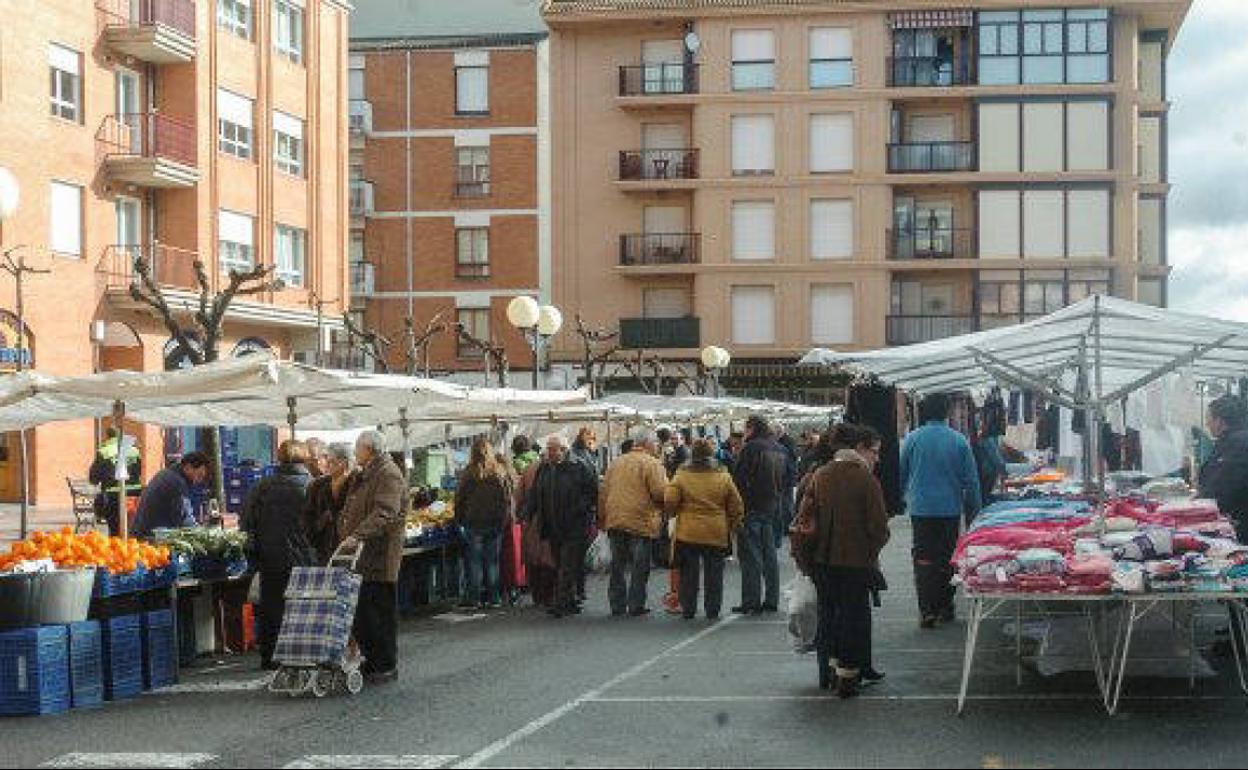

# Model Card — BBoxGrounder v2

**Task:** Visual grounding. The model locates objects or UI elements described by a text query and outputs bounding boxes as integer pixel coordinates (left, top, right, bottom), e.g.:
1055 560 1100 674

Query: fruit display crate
0 625 71 716
100 614 143 701
141 610 176 690
67 620 103 709
93 566 148 599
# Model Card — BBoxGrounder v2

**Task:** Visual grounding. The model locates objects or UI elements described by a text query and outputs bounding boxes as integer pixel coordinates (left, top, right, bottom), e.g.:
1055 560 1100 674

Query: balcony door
116 68 142 153
642 206 689 264
641 40 685 94
906 114 954 143
116 198 142 279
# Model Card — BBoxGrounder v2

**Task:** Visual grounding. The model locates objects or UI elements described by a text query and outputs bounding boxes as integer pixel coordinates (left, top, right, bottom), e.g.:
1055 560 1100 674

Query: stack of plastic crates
67 621 103 709
100 614 143 701
141 609 176 690
0 626 71 716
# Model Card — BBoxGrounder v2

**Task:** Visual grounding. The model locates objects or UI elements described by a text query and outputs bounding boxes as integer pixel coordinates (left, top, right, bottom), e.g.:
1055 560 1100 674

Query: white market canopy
799 295 1248 411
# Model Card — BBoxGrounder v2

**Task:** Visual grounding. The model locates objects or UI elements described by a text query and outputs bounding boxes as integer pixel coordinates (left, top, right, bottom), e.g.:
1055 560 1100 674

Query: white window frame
273 0 304 63
455 146 491 197
456 227 490 278
218 209 255 274
49 181 83 258
274 224 306 287
455 66 490 115
49 44 81 123
273 111 304 177
217 0 252 41
218 89 254 160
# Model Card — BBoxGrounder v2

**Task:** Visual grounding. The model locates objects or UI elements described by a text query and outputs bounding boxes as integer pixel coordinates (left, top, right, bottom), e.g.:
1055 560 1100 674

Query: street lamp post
507 296 563 390
700 345 731 399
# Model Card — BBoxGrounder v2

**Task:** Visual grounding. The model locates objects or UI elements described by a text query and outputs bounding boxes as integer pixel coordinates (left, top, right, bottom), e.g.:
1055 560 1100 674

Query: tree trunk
203 350 227 511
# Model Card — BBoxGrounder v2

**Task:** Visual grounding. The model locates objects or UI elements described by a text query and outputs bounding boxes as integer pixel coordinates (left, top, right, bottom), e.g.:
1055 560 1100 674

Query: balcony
349 262 375 306
98 0 196 63
886 315 975 346
620 317 700 350
619 233 700 267
348 100 372 140
100 243 203 295
619 149 699 183
887 228 975 261
350 181 375 219
618 63 700 98
887 56 972 88
887 141 977 173
100 113 199 188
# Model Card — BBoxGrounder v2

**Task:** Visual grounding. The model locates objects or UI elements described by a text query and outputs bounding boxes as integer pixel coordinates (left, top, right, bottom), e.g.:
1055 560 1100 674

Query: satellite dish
684 32 701 55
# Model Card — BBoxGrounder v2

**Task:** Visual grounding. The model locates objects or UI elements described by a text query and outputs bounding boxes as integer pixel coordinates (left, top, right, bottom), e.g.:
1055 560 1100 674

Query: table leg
1084 604 1107 696
1228 600 1248 695
1015 601 1023 687
957 597 985 716
1106 600 1145 716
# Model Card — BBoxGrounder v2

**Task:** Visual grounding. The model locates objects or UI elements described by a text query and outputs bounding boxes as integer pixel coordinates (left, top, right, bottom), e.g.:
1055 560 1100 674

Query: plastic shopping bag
787 575 818 653
585 531 612 574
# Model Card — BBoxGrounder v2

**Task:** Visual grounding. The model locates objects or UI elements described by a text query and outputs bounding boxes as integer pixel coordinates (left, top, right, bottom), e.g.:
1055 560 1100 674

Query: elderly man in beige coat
339 430 407 684
599 430 669 617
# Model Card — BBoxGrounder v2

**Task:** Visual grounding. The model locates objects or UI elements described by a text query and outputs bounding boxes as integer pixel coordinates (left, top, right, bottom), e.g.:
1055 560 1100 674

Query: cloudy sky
1167 0 1248 319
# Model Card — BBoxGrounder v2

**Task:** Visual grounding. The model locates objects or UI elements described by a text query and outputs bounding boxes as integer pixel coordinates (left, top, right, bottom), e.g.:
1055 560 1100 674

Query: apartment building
543 0 1187 392
347 0 550 377
0 0 350 504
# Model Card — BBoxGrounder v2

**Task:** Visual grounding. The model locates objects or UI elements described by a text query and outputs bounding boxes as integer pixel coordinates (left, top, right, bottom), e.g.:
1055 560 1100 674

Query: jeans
552 539 586 612
257 568 291 667
912 516 960 618
676 543 726 618
353 581 398 674
738 515 780 610
464 528 503 605
774 490 796 549
607 530 654 614
812 565 873 676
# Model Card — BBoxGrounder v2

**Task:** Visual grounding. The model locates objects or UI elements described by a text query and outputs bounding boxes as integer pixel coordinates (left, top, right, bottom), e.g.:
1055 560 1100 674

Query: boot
816 649 832 690
834 669 860 700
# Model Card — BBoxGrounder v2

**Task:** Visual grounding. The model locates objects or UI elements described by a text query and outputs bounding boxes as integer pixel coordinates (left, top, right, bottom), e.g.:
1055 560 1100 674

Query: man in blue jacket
732 415 788 615
901 394 981 629
132 452 213 538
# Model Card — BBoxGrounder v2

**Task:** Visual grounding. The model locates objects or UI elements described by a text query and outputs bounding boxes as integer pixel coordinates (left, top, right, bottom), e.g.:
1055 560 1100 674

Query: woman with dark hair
1200 395 1248 541
796 425 891 698
456 436 513 609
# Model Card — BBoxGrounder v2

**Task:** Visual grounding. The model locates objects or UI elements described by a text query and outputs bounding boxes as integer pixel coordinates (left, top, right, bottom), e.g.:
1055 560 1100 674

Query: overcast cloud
1166 0 1248 319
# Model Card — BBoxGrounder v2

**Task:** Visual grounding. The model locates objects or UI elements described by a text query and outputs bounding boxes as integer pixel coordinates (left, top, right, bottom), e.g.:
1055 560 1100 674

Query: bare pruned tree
454 322 509 388
613 349 664 395
573 315 620 398
401 311 448 378
341 312 393 374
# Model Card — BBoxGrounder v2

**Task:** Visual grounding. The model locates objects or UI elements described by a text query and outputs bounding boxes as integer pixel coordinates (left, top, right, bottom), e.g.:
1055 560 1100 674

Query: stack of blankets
954 498 1248 595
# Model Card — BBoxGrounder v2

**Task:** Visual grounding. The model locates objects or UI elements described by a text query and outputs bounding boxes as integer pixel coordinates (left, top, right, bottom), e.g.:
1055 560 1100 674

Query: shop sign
0 311 32 372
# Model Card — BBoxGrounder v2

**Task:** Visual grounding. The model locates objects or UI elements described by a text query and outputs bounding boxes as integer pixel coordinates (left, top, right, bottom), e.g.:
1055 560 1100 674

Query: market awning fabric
798 295 1248 407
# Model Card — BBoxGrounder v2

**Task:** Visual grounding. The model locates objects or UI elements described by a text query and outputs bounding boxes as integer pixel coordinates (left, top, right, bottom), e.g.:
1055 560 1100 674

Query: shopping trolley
268 541 366 697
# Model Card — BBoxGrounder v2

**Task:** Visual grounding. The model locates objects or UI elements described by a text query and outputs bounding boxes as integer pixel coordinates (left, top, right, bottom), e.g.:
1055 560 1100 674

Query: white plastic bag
585 531 612 574
787 575 818 652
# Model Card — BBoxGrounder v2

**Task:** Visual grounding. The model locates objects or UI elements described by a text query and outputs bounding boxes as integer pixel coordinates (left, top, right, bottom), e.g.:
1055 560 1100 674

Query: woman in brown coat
796 424 891 698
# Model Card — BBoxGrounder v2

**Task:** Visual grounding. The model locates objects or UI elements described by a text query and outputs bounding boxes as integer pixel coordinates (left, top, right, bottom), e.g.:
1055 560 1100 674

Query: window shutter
978 190 1021 258
48 44 80 75
809 113 854 172
810 28 852 60
273 110 303 139
1022 190 1065 258
642 40 684 64
811 284 854 345
731 115 774 174
643 288 692 319
732 201 775 261
49 182 82 256
1066 101 1108 171
219 210 255 246
810 199 853 259
731 286 776 345
732 30 775 61
1022 102 1064 172
218 89 254 128
457 67 489 113
1068 189 1109 257
978 103 1020 172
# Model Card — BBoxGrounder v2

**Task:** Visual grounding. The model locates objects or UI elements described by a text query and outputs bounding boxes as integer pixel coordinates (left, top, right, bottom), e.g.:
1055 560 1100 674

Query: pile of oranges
0 527 172 575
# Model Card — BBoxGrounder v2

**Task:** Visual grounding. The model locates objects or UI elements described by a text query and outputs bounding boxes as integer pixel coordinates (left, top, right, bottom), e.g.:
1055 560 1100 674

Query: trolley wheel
346 669 364 695
311 669 333 698
292 669 313 697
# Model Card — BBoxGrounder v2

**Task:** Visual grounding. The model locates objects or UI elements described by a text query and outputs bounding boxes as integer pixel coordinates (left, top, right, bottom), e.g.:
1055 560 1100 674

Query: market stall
798 295 1248 714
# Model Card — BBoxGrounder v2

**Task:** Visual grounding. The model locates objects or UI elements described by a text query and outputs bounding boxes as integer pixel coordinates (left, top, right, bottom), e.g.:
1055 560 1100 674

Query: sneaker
628 607 652 618
861 668 886 686
919 615 939 630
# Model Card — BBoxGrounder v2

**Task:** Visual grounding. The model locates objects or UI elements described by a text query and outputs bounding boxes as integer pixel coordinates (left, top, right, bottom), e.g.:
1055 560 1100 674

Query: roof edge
349 31 549 52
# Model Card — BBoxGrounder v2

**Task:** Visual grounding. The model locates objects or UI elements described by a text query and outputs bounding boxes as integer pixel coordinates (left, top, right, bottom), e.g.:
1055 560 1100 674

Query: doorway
116 68 142 153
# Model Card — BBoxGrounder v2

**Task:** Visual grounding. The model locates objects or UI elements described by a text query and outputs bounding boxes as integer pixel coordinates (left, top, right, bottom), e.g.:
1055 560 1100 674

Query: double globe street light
700 344 731 398
507 296 563 390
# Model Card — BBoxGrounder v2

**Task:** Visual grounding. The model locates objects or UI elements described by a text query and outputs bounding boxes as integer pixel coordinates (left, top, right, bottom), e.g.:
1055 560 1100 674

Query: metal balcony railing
887 228 975 260
348 100 372 135
887 141 977 173
619 149 699 181
619 233 701 267
349 262 375 298
620 317 700 349
886 315 975 346
887 56 971 87
100 243 204 294
618 63 700 96
98 0 196 39
100 112 197 167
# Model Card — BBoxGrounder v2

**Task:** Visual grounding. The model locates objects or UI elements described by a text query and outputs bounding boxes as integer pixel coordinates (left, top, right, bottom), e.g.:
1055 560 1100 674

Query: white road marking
668 647 1017 658
585 693 1242 704
40 754 217 769
149 676 271 695
453 614 743 769
283 756 459 769
433 613 488 624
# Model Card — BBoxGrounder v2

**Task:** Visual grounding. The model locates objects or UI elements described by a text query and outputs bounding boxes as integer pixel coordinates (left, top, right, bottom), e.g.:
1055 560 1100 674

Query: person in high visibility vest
90 428 143 536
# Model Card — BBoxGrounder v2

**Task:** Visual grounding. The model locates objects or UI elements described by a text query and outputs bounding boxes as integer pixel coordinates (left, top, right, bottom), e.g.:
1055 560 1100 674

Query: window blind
810 199 853 260
1067 189 1110 257
219 209 254 246
1023 190 1065 258
810 27 852 59
978 190 1021 258
49 182 82 256
48 43 79 75
731 114 774 174
811 284 854 345
218 89 253 128
732 30 775 61
272 110 302 138
809 113 854 173
731 286 776 345
732 201 775 261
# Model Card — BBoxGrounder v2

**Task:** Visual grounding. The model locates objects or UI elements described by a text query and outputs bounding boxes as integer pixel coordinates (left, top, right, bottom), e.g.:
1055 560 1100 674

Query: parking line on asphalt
283 756 459 768
584 693 1243 704
452 613 744 769
40 754 217 769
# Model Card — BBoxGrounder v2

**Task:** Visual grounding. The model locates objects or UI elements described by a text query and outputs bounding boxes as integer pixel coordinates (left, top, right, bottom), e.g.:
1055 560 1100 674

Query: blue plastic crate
0 626 70 716
67 621 103 710
93 566 148 599
141 610 176 690
145 563 178 591
100 614 143 701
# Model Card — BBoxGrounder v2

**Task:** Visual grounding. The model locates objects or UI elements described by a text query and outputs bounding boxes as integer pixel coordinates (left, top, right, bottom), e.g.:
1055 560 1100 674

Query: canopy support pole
114 400 128 540
969 348 1081 410
1098 335 1236 407
604 409 614 463
399 407 412 473
1093 297 1107 497
286 396 298 441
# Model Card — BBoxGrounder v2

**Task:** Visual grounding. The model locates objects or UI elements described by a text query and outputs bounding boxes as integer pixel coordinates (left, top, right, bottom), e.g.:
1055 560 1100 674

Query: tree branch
129 256 203 365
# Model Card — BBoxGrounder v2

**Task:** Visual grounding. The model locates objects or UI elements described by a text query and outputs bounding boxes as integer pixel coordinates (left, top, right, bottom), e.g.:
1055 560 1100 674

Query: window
218 210 255 273
731 286 776 345
1067 102 1110 171
811 285 854 345
1139 35 1165 101
809 113 854 173
979 188 1111 259
217 0 252 40
49 182 82 257
456 228 489 279
1022 102 1064 172
273 111 304 176
979 269 1111 326
977 103 1020 172
731 114 774 176
978 190 1022 258
1067 189 1110 257
732 30 775 91
455 147 490 197
457 308 490 358
274 224 306 287
810 28 853 88
49 44 80 122
1138 197 1163 266
348 59 365 101
1138 116 1162 182
977 9 1110 86
810 199 853 260
732 201 775 261
455 51 489 115
273 0 304 63
218 89 253 159
349 231 364 263
977 100 1109 172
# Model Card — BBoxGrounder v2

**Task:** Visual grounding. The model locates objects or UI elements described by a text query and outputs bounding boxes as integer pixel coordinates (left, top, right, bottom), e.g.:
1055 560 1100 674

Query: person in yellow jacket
598 431 668 617
665 439 745 620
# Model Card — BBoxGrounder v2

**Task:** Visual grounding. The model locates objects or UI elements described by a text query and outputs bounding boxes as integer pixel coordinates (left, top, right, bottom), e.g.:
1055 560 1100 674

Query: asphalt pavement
9 518 1248 769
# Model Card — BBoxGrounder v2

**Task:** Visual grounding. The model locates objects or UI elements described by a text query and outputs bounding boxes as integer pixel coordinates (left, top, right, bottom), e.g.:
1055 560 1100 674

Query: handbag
788 506 819 575
521 514 555 570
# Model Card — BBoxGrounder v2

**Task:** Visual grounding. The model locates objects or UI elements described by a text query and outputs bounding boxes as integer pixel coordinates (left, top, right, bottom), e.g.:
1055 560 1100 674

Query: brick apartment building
347 0 551 380
542 0 1187 398
0 0 350 504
